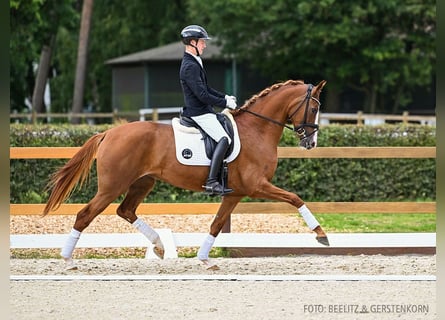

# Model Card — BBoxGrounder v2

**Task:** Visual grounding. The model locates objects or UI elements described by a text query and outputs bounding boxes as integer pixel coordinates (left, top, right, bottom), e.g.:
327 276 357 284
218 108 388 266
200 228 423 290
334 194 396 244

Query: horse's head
287 80 326 149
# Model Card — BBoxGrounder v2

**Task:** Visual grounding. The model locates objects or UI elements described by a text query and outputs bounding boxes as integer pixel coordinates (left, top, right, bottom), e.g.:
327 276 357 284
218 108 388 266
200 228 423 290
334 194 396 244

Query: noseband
288 84 320 140
239 84 321 139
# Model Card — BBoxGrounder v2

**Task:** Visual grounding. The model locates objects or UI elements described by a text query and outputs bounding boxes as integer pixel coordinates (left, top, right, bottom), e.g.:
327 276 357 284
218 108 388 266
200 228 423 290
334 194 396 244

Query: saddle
179 112 235 159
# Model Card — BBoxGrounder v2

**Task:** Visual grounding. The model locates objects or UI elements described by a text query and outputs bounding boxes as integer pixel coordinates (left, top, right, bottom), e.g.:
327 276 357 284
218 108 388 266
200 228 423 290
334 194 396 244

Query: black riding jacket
179 52 226 117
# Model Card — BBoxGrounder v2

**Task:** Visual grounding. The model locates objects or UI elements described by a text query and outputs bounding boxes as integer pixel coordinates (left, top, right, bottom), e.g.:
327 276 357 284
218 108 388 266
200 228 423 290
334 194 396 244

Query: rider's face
194 39 206 55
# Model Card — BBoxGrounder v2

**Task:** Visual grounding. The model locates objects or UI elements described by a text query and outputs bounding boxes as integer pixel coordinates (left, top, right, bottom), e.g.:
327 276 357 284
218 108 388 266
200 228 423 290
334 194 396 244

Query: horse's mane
237 79 305 111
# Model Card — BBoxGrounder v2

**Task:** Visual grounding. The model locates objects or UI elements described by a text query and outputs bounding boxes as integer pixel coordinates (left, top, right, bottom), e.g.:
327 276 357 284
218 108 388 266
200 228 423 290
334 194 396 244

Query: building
105 41 271 118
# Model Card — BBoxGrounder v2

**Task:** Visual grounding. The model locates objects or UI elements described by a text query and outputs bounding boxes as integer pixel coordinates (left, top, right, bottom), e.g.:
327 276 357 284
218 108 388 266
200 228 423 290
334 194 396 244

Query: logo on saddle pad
181 148 193 159
172 110 241 166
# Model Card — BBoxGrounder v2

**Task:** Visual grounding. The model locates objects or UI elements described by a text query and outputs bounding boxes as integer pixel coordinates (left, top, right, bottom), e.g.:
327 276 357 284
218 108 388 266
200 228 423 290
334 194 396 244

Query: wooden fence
10 146 437 160
10 146 436 255
10 146 436 215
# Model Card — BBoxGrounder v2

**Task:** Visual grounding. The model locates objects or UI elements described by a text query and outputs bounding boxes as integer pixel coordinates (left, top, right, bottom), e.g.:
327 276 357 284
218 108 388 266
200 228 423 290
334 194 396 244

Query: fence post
152 108 159 122
112 109 118 124
402 111 409 125
31 110 37 124
357 111 363 126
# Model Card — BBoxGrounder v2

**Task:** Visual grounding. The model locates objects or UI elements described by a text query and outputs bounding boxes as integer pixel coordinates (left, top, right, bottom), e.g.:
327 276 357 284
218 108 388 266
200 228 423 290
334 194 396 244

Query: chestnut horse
43 79 329 270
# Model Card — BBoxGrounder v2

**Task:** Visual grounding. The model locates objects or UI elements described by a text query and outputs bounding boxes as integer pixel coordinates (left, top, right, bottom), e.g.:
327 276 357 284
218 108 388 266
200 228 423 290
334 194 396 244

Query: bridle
239 84 321 140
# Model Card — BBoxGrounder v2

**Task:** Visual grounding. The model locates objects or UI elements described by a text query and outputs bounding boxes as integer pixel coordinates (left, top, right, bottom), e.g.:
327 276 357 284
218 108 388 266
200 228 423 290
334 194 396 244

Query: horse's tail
42 132 106 216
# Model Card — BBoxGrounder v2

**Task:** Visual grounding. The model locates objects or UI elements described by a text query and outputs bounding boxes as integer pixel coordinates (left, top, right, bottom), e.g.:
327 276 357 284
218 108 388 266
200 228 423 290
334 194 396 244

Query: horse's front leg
251 182 330 246
198 196 242 270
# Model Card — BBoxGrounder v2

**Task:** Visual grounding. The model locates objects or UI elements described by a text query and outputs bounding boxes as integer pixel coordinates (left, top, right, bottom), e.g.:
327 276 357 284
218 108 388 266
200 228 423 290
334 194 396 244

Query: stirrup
202 182 233 196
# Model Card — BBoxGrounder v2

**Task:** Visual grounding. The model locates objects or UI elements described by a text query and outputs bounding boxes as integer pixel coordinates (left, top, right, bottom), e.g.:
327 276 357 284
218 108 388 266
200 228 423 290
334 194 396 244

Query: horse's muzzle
299 137 316 150
294 124 318 150
296 128 317 150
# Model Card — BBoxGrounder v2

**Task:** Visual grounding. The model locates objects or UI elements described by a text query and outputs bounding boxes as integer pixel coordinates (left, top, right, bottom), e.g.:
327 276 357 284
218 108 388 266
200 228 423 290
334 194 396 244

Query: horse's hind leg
116 175 165 259
62 191 120 270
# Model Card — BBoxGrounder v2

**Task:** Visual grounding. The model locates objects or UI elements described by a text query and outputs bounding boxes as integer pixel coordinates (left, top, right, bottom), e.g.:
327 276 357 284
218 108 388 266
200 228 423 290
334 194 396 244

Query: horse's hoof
316 236 330 246
207 264 220 271
63 258 78 270
153 246 165 259
152 237 165 259
200 259 220 271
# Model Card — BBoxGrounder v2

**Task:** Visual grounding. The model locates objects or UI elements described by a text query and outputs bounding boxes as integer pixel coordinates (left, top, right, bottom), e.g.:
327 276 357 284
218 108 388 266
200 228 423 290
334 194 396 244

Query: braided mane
238 80 304 111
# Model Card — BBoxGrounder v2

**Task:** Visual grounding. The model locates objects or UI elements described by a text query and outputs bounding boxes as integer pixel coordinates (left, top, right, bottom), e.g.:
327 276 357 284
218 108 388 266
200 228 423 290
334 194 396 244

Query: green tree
10 0 78 113
51 0 188 116
11 0 188 118
187 0 435 113
71 0 94 124
10 0 47 112
82 1 188 114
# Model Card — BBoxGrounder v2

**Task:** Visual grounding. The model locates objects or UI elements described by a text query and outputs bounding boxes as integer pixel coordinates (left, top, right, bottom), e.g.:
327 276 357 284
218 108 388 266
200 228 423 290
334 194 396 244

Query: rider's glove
225 95 237 110
225 95 237 103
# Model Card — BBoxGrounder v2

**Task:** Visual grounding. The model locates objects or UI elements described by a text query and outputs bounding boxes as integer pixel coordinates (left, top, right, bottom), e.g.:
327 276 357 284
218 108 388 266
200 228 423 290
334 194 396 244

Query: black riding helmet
180 25 211 45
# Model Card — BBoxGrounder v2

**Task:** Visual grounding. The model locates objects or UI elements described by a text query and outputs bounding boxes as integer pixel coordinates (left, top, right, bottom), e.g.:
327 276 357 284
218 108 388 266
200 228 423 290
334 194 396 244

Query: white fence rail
10 232 436 259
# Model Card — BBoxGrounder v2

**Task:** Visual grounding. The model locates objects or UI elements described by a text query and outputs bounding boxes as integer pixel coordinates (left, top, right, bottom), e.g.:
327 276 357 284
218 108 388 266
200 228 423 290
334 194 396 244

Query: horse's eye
311 108 317 114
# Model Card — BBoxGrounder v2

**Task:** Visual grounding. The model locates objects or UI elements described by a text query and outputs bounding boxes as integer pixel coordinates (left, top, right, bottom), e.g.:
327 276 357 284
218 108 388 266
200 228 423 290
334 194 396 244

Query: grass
10 247 225 260
316 213 436 233
10 213 435 259
10 248 149 260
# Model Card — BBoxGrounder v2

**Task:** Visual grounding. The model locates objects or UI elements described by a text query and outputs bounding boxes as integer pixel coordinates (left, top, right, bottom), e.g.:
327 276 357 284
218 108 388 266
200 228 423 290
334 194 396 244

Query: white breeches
191 113 232 144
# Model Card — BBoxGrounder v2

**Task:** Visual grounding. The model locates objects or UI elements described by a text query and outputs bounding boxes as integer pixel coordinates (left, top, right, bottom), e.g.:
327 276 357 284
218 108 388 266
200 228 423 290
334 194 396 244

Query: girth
179 112 235 159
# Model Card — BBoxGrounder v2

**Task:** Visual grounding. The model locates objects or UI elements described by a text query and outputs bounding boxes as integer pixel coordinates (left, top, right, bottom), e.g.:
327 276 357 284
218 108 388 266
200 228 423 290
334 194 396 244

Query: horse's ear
313 80 327 95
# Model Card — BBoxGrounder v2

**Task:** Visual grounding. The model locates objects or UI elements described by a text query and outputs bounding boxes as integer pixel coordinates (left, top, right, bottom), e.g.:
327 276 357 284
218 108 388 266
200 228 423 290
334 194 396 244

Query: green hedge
10 123 435 204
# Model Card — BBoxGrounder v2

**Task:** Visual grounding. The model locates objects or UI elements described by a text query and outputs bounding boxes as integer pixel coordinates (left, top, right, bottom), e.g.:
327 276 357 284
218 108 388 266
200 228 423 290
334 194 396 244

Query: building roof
105 41 227 65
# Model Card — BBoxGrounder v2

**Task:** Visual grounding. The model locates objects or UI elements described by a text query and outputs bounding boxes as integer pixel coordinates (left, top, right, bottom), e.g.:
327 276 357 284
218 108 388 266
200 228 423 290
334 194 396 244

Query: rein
238 84 320 137
240 108 294 131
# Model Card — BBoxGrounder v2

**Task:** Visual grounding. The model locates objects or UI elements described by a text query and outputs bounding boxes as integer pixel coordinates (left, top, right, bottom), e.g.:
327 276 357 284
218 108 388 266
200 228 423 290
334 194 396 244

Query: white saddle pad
172 109 241 166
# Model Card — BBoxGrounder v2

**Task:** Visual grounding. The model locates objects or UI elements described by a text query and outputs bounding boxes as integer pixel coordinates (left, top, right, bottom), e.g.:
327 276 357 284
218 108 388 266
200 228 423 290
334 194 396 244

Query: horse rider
179 25 237 196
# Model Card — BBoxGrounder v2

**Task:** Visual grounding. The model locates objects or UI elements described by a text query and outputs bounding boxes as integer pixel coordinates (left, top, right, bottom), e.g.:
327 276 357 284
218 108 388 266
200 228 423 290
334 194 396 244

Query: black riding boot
203 137 233 196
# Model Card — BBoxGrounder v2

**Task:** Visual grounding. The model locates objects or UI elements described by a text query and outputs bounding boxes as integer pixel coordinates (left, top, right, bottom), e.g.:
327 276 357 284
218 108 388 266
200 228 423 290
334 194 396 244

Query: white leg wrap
197 234 216 260
132 218 159 243
61 228 81 259
298 204 320 230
